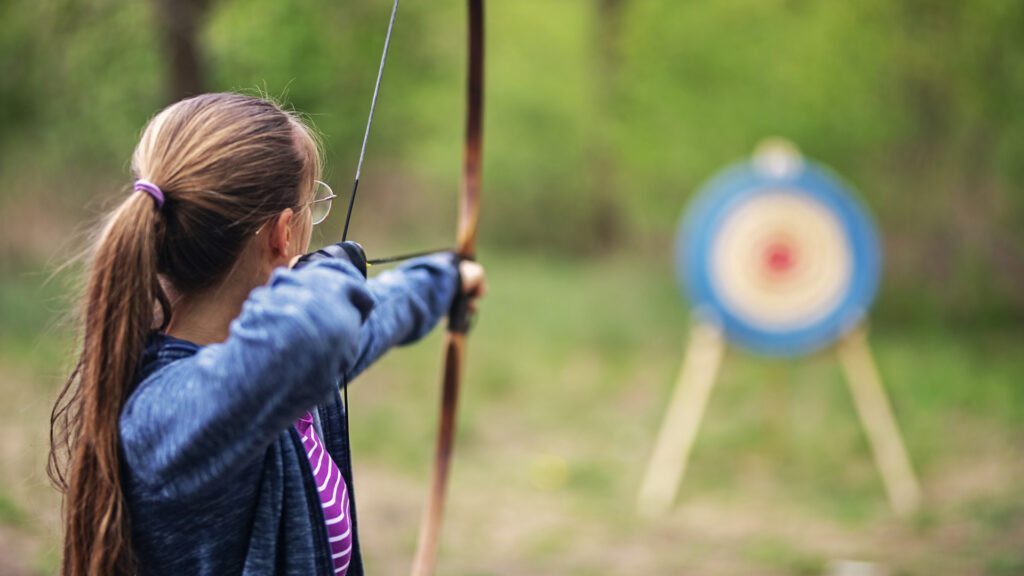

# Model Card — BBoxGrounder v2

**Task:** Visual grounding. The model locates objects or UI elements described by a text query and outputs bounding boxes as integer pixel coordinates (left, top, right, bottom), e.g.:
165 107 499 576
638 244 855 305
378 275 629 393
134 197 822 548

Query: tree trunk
154 0 211 102
590 0 626 251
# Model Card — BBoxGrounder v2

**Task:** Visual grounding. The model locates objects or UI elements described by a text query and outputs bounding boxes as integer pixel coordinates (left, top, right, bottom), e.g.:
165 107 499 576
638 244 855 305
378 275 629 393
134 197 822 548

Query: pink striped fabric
295 412 353 575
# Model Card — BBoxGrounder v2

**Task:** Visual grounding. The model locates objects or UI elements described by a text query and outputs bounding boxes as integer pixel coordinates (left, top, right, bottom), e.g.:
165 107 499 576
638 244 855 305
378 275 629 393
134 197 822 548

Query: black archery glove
293 241 368 279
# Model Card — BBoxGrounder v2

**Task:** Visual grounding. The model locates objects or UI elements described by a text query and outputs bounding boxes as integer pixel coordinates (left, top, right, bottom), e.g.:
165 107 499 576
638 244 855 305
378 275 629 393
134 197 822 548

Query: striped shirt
295 412 353 575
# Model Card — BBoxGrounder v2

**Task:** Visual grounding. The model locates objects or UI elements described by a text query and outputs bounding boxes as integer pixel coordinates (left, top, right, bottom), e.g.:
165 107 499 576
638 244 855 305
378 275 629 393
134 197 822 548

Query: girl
48 93 486 576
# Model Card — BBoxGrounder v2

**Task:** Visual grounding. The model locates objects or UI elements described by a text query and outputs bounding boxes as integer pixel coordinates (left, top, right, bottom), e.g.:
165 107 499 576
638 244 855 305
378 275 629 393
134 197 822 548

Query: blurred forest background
1 1 1023 574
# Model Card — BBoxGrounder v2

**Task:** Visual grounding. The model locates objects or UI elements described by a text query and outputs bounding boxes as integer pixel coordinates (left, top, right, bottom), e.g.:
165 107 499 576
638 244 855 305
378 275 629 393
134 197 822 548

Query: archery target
677 152 880 356
709 190 853 330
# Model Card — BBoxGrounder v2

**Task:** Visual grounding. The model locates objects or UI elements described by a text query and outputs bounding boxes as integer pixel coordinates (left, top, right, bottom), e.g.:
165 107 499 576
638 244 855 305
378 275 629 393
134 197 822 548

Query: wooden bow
410 2 484 575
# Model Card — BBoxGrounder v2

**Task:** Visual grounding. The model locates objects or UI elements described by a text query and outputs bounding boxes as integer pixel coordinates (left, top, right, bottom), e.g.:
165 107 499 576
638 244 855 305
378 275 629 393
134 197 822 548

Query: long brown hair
48 93 321 576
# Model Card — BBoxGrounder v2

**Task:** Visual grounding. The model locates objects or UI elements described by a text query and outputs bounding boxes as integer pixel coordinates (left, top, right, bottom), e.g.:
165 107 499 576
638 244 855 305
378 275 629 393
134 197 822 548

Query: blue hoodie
119 255 458 575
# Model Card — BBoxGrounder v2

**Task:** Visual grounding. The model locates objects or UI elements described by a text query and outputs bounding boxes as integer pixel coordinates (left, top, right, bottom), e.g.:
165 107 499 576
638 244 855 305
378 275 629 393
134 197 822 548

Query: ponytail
48 92 320 576
50 191 169 576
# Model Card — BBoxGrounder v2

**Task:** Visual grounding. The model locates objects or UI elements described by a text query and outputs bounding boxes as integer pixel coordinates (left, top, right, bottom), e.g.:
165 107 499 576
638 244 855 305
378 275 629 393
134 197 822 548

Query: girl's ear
266 208 294 263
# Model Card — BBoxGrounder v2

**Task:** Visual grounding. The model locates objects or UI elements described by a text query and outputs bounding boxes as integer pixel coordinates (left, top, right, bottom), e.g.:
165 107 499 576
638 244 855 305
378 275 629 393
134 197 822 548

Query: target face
677 158 880 356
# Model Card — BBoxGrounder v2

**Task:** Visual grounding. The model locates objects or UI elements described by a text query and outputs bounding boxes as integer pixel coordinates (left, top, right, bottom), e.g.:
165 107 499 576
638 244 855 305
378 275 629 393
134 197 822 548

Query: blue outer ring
676 159 881 357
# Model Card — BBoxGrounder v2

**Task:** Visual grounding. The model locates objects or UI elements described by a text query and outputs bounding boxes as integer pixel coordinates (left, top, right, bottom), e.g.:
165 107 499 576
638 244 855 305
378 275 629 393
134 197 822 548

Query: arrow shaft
366 247 453 266
342 0 400 242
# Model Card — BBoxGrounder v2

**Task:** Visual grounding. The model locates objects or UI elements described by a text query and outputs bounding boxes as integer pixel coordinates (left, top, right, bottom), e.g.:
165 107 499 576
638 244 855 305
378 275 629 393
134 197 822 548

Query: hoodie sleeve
120 258 373 499
345 253 460 381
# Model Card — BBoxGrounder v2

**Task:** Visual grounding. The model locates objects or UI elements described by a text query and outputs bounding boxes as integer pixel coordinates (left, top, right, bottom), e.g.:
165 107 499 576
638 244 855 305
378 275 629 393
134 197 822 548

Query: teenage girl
48 93 486 576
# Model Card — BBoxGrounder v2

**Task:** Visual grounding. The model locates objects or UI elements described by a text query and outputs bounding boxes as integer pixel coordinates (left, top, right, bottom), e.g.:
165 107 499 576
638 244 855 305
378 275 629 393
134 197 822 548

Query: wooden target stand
637 320 920 518
637 141 920 519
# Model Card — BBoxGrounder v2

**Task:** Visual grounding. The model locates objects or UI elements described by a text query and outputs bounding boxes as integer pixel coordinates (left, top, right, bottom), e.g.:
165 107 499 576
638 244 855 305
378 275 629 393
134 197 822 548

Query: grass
1 250 1023 574
0 269 69 575
0 491 27 527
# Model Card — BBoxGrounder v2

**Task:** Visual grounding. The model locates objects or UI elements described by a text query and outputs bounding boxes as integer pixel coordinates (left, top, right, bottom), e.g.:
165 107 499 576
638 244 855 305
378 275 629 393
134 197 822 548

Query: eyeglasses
254 180 338 236
308 180 337 226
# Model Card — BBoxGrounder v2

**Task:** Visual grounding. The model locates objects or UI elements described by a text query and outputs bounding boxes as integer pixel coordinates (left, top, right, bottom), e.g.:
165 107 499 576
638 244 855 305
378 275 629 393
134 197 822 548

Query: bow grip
447 254 475 334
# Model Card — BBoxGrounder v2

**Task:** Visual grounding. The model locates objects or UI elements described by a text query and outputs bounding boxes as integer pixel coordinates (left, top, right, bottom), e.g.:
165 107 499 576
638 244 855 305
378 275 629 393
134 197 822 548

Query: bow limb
410 2 484 575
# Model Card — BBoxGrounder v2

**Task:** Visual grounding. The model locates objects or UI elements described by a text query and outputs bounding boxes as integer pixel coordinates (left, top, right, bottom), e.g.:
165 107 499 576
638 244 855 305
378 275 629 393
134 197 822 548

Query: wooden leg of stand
637 322 725 519
837 326 921 515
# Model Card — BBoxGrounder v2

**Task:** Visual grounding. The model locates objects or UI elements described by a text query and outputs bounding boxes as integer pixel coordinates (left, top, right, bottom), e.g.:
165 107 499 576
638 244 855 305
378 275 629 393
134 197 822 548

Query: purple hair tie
134 179 165 210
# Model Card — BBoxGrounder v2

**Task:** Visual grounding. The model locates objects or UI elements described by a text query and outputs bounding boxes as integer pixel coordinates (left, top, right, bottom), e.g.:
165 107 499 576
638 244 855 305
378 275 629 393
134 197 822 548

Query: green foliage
1 0 1023 323
0 266 74 376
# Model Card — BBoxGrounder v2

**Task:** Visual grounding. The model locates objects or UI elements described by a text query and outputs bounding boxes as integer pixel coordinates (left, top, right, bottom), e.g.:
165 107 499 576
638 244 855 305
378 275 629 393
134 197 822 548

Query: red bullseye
763 240 796 276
